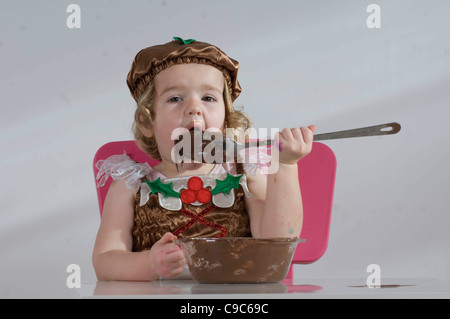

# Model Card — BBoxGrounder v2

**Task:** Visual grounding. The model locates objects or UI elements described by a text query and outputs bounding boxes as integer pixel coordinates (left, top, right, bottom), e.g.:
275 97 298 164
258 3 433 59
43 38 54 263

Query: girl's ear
135 112 154 138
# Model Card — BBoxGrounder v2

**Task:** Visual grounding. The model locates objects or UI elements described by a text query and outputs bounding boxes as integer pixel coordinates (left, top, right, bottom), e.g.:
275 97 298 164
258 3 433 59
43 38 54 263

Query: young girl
92 37 316 281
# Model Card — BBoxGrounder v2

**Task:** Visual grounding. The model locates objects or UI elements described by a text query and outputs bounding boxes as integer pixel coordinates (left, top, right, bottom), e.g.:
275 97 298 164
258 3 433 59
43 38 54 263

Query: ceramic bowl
174 237 303 284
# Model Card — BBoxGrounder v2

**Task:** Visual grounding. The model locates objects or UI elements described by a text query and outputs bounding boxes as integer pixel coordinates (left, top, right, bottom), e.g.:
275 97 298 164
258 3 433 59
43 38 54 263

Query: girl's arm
245 126 315 238
92 179 185 281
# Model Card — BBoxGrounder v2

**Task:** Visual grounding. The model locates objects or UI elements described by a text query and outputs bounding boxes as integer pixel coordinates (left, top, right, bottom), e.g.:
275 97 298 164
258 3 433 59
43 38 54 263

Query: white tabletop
78 277 450 299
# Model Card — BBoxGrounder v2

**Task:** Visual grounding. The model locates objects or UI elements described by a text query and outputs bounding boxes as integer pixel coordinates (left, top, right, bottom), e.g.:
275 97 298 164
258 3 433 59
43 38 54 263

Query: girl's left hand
275 125 317 165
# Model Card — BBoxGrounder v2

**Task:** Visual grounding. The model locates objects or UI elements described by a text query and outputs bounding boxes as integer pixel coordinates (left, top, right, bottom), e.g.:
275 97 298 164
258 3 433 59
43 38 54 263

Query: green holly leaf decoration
211 174 242 195
145 178 180 198
173 37 196 45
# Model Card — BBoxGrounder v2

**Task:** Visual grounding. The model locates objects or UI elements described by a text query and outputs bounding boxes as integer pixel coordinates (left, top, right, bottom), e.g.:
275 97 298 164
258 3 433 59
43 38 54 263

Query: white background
1 0 449 298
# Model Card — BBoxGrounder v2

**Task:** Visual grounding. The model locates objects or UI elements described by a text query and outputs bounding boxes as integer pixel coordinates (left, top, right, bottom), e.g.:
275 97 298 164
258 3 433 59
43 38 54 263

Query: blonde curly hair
133 78 251 161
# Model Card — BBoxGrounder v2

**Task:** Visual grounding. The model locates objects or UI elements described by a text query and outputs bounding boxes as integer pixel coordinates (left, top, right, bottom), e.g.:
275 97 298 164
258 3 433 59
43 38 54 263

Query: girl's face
151 63 226 163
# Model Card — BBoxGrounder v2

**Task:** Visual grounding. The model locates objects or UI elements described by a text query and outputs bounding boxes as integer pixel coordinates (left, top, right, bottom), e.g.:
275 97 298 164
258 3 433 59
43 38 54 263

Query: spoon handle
243 122 401 147
313 122 401 141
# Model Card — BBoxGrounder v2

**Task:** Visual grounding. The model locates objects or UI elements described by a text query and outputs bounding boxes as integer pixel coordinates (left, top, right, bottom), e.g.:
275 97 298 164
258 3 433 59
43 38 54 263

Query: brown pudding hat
127 37 241 102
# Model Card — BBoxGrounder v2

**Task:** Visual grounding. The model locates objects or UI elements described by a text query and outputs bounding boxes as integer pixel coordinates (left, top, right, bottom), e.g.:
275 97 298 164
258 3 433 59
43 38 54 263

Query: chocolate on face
173 129 234 164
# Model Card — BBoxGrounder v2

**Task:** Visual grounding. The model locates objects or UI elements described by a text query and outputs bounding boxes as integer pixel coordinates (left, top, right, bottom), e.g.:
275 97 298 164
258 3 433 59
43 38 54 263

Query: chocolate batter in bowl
175 237 304 283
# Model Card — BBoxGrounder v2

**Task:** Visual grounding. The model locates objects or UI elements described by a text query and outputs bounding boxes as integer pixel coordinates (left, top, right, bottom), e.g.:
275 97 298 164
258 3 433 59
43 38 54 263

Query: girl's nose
188 108 202 116
185 97 203 117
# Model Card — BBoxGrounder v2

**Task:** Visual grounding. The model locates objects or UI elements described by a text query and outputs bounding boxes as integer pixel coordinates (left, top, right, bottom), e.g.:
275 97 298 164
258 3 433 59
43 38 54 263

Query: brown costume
132 182 251 252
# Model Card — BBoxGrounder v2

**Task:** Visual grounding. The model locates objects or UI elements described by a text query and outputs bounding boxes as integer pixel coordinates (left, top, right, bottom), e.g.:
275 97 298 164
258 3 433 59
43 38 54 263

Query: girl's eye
168 96 182 103
203 96 216 102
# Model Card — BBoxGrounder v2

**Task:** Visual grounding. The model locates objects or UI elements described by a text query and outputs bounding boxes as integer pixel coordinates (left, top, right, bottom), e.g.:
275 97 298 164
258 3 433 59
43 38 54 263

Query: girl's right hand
149 232 186 279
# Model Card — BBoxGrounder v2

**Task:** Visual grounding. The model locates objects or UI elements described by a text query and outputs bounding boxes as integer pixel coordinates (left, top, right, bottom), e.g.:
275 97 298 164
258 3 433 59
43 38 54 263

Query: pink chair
285 141 336 281
93 141 160 217
93 140 336 282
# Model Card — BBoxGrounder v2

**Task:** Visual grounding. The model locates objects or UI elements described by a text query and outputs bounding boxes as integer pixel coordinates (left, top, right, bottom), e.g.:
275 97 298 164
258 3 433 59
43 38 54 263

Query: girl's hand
148 232 186 278
275 125 317 165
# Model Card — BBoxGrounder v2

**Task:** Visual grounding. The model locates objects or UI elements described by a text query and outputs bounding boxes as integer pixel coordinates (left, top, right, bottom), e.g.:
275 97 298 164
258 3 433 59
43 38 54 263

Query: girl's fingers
165 250 186 265
291 127 305 144
158 232 177 244
275 125 316 164
163 243 182 254
160 250 186 277
164 264 187 278
300 126 314 145
278 126 316 144
279 127 293 141
308 125 317 133
155 232 181 254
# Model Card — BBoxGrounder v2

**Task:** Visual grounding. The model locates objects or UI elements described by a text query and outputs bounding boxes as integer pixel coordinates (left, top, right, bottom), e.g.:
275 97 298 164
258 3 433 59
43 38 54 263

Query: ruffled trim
95 153 152 192
95 147 270 203
238 146 272 175
139 173 252 210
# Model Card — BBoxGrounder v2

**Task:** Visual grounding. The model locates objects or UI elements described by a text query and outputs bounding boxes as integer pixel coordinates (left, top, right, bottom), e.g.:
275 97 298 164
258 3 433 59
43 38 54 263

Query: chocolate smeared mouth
186 117 204 131
173 129 232 164
188 126 203 133
172 129 274 164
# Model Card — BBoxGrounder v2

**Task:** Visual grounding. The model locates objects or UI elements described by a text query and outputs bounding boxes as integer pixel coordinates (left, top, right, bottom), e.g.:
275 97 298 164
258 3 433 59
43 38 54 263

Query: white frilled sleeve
238 146 273 175
95 153 152 192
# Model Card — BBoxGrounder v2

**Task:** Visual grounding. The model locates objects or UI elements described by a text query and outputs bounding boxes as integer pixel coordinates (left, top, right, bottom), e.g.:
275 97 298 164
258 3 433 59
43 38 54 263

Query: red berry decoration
180 189 196 204
187 176 203 191
196 188 212 204
180 176 212 204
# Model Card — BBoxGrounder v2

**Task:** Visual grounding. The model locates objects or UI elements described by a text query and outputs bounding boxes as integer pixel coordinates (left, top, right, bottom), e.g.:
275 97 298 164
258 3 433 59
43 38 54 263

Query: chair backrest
93 141 336 280
93 141 161 217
